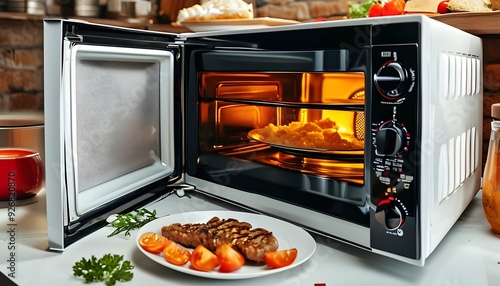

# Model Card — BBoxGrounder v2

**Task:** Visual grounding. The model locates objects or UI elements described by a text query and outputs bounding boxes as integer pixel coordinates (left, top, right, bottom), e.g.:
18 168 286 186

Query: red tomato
190 244 220 272
383 0 405 16
139 232 169 254
264 248 298 269
437 0 450 13
162 240 191 266
368 3 384 17
394 0 406 8
215 244 245 273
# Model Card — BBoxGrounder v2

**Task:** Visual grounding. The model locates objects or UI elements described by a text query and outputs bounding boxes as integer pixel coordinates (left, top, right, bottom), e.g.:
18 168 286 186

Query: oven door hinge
164 183 195 199
64 26 83 43
143 183 195 208
167 43 182 61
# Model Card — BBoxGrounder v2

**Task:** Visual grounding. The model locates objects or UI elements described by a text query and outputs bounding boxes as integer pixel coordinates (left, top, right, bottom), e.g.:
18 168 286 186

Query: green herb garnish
348 0 378 18
107 209 158 237
73 254 134 286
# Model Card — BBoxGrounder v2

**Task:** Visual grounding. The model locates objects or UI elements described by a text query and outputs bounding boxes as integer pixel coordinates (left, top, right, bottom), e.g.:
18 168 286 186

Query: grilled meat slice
161 216 279 263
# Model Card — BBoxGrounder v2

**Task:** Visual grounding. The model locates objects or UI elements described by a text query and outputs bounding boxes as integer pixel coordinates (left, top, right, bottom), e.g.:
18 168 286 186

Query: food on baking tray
176 0 254 23
161 216 279 263
249 118 363 150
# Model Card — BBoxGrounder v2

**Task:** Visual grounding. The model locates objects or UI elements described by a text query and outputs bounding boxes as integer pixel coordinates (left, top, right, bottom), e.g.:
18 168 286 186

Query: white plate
136 210 316 279
172 17 300 32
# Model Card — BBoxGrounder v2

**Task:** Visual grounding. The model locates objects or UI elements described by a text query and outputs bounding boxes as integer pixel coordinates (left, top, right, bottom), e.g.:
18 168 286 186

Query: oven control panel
374 60 413 98
374 118 410 157
369 43 419 259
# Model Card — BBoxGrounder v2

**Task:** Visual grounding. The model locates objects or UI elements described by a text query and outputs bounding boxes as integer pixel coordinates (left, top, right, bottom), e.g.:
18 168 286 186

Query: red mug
0 148 44 201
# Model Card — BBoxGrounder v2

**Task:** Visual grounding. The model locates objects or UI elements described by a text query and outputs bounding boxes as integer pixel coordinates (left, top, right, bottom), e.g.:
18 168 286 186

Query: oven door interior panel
68 44 177 217
44 20 182 250
185 48 370 226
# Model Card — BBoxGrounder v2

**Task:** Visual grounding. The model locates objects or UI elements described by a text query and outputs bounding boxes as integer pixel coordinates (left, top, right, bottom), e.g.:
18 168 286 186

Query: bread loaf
448 0 492 11
404 0 444 12
491 0 500 10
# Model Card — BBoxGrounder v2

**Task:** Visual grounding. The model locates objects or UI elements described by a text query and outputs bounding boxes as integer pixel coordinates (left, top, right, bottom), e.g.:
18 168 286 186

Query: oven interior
187 50 370 225
199 71 365 183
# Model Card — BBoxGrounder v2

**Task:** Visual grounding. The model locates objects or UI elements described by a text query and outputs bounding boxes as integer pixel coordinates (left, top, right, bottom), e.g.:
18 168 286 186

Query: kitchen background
0 0 499 166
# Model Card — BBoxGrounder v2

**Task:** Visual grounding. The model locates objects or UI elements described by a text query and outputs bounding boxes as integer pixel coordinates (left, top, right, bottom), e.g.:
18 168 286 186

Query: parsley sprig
73 254 134 286
107 209 158 237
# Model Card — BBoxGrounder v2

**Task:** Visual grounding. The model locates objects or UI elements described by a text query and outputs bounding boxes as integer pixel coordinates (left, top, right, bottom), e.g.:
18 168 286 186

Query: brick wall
256 0 353 21
0 18 44 112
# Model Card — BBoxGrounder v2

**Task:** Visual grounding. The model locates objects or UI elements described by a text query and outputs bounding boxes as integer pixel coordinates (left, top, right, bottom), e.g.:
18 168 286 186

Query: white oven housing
44 15 482 266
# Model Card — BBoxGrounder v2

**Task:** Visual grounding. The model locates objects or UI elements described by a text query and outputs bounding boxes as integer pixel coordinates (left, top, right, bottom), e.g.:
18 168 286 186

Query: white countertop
1 188 499 286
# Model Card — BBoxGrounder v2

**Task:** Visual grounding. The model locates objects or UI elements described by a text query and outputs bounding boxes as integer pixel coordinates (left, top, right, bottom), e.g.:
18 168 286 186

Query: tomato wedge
215 243 245 272
382 0 404 16
162 240 191 266
190 244 220 272
368 3 384 17
264 248 298 269
139 232 169 254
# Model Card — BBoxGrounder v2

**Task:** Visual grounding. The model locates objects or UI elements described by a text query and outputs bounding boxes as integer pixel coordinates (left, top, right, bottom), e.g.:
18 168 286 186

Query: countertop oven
43 15 482 266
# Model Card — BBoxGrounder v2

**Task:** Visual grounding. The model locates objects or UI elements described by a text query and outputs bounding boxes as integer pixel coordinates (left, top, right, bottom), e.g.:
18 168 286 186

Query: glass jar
483 104 500 235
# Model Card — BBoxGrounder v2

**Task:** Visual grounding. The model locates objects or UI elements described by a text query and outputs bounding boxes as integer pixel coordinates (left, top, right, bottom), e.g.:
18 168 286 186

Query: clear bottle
483 103 500 235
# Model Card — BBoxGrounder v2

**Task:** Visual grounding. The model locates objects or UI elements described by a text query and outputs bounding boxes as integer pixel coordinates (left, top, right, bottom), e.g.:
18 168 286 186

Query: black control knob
375 197 406 230
374 61 408 98
374 121 405 156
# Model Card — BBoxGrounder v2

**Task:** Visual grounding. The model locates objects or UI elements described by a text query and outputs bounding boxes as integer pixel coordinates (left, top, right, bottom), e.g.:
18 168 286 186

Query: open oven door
43 19 183 250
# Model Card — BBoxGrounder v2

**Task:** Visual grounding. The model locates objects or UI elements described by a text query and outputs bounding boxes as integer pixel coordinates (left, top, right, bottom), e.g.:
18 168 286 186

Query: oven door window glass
66 44 175 218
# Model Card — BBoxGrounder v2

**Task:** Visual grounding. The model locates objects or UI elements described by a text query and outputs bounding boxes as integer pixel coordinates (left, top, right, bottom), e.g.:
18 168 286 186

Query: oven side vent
440 51 481 99
437 127 479 204
436 50 481 204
